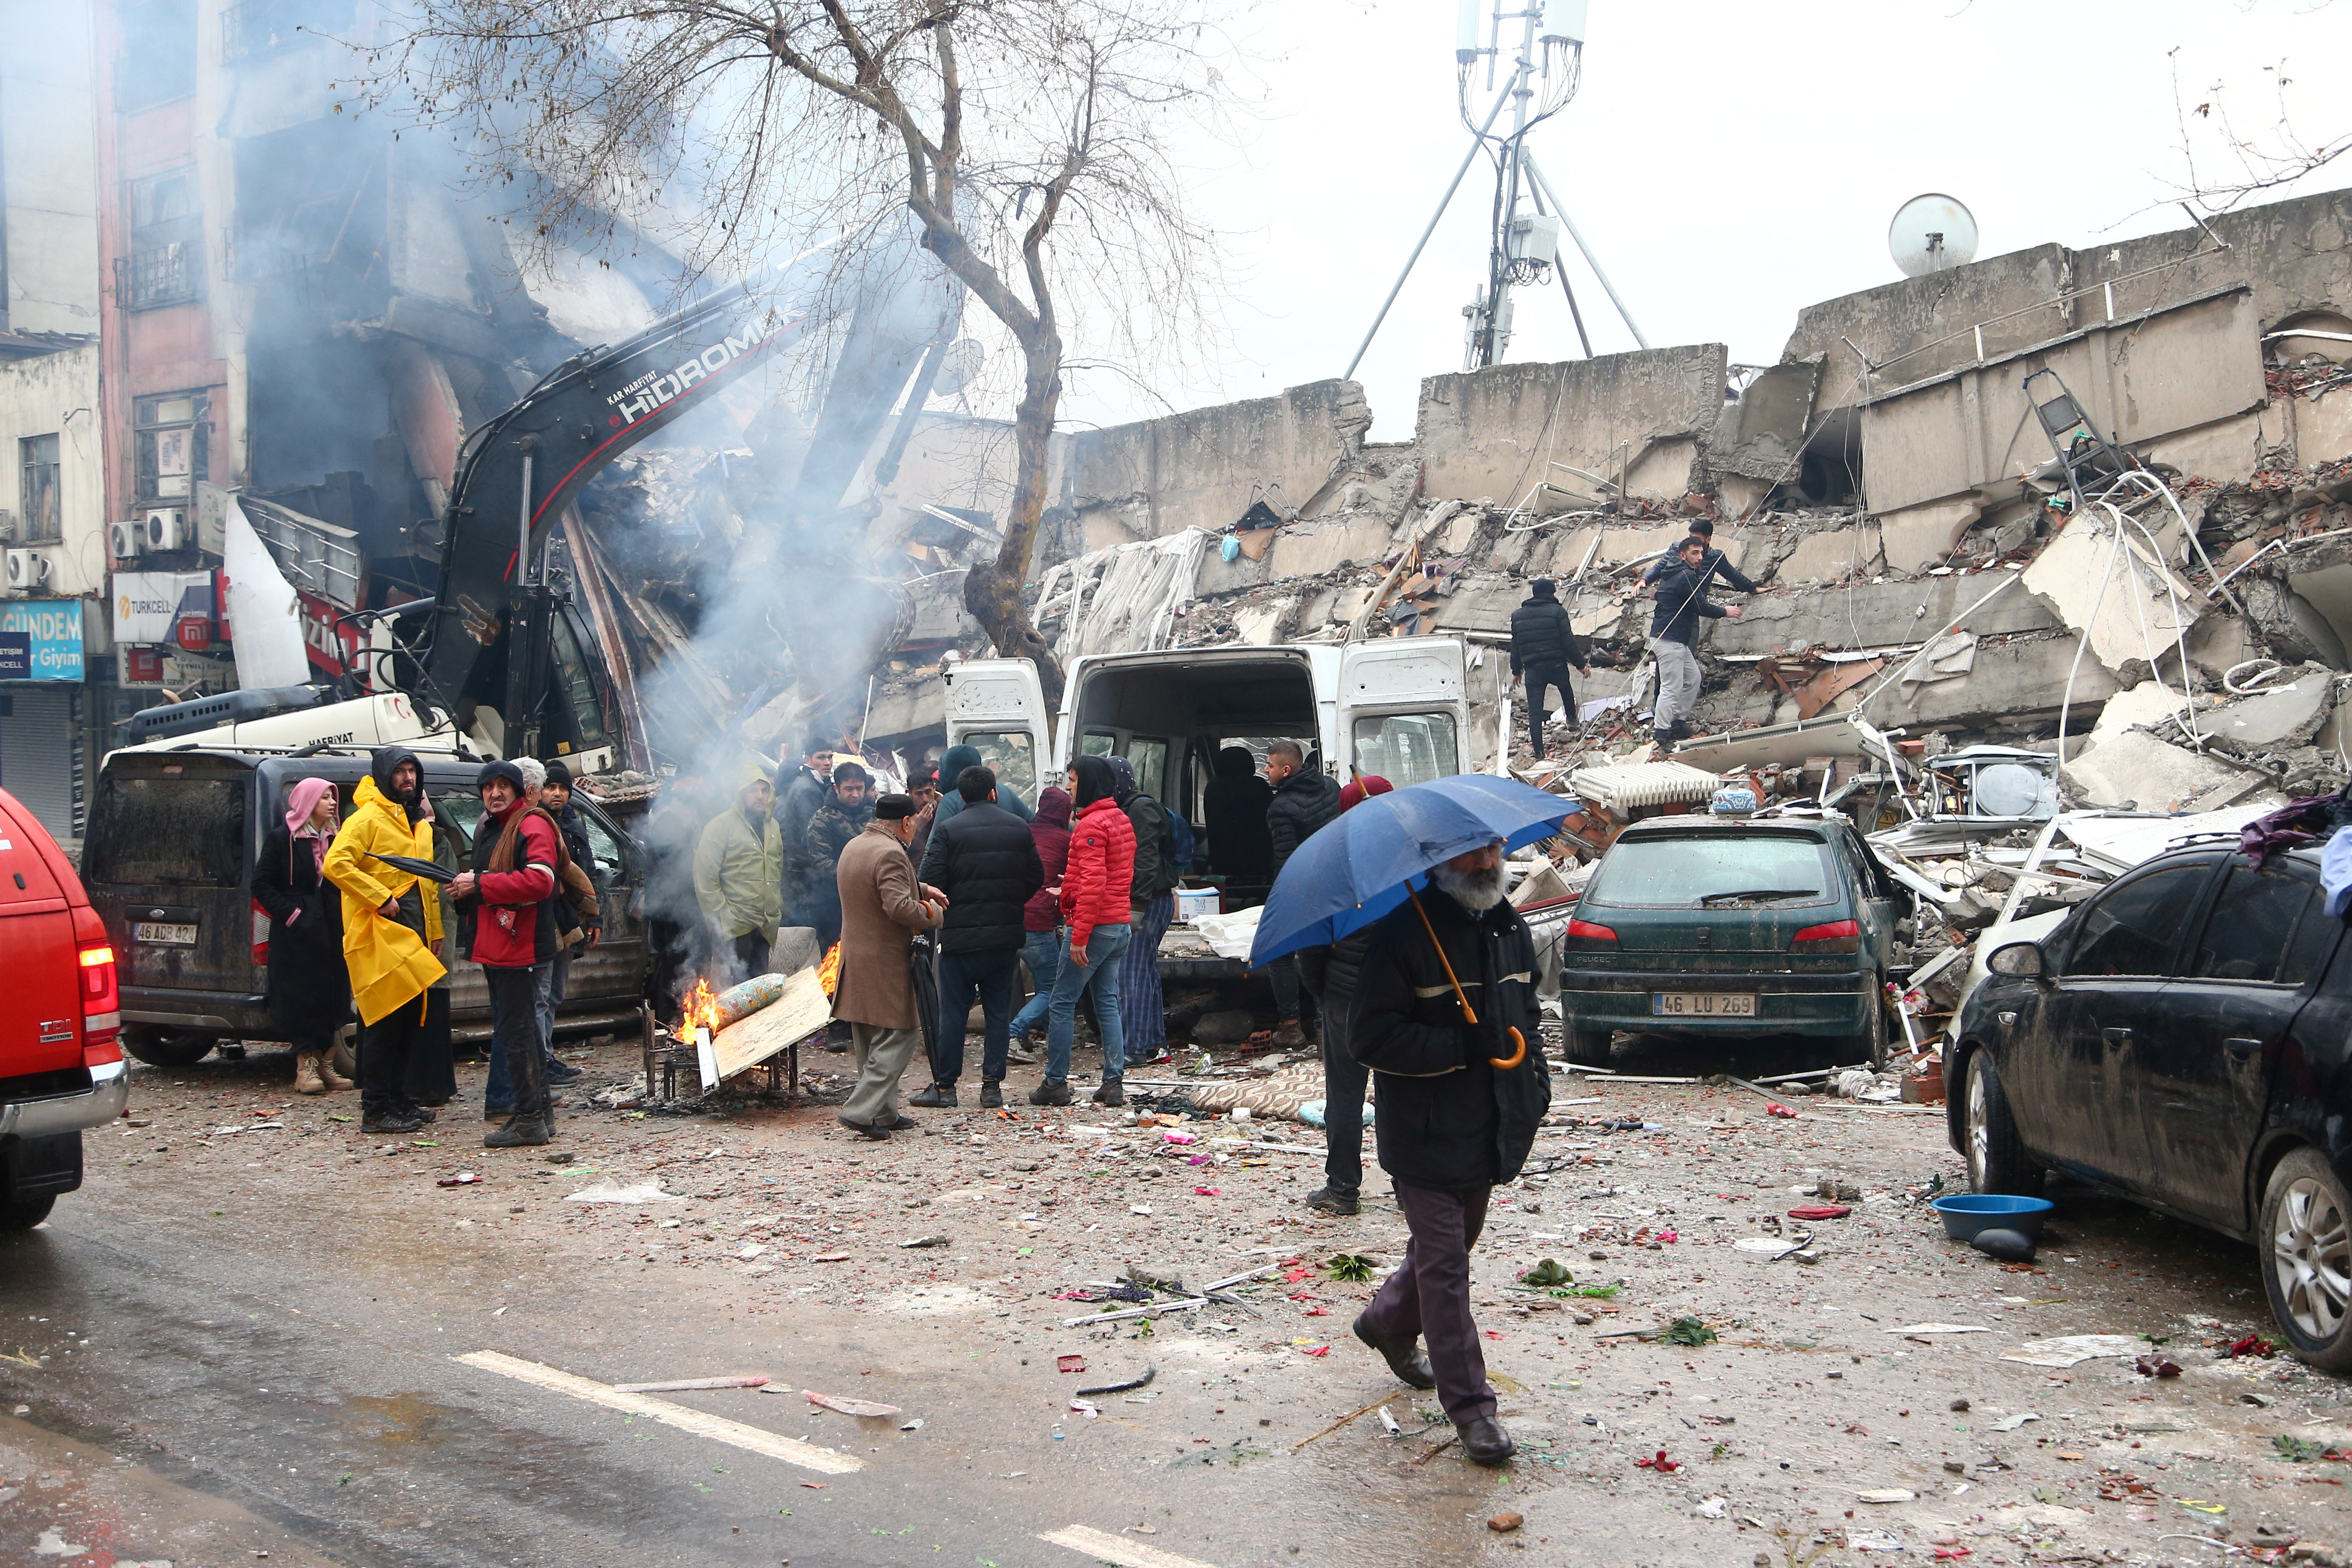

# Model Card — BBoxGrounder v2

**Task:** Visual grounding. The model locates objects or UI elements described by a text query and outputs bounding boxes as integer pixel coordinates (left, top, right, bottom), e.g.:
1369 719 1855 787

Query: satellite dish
933 339 985 397
1888 193 1979 279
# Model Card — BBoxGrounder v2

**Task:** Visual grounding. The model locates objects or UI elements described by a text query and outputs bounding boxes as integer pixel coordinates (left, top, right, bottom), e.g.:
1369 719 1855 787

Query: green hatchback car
1558 814 1906 1068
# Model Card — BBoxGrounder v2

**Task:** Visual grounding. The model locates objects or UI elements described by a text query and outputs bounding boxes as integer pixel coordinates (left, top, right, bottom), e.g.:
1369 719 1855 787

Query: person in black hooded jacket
912 764 1044 1108
1294 774 1394 1216
1347 838 1549 1469
1263 740 1341 1046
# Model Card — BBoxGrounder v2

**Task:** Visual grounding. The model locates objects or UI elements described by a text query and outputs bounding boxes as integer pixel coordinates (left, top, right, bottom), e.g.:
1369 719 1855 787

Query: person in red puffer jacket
1032 755 1135 1107
450 760 564 1148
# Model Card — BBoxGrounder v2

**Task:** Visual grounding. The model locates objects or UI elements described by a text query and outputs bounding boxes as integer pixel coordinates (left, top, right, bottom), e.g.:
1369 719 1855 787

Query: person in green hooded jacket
694 763 785 979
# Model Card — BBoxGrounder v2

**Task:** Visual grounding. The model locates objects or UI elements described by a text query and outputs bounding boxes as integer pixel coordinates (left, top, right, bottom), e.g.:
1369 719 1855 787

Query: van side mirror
1987 941 2044 980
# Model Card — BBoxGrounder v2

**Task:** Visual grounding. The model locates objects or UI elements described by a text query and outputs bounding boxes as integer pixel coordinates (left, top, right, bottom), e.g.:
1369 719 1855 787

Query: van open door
942 658 1054 807
1336 636 1470 787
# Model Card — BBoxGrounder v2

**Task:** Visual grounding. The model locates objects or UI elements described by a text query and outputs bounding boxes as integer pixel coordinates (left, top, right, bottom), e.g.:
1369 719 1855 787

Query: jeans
483 965 549 1122
934 947 1018 1085
1118 894 1174 1061
1009 929 1062 1039
1045 922 1131 1083
1268 954 1319 1029
838 1023 922 1128
490 960 561 1112
533 951 571 1058
1649 635 1703 730
1524 664 1574 754
1360 1181 1495 1425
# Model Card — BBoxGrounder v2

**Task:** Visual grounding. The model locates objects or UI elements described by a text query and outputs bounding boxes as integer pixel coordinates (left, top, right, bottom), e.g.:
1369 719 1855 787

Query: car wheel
2259 1149 2352 1372
1841 973 1890 1068
1565 1027 1613 1068
329 1040 357 1082
0 1192 56 1231
1962 1049 2041 1196
121 1027 216 1068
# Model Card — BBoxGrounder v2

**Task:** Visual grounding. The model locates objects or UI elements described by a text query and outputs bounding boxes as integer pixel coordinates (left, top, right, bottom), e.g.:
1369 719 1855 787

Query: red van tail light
78 941 122 1064
1792 919 1861 954
1565 918 1620 951
251 899 270 965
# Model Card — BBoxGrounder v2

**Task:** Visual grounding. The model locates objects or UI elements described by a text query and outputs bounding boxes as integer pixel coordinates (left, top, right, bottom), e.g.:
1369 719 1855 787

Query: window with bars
116 167 204 310
135 392 210 503
20 435 61 544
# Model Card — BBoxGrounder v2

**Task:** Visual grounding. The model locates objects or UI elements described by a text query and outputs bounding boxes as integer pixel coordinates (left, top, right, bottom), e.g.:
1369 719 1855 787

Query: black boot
1028 1078 1073 1107
1458 1416 1516 1465
484 1111 551 1148
907 1083 958 1109
1351 1314 1436 1389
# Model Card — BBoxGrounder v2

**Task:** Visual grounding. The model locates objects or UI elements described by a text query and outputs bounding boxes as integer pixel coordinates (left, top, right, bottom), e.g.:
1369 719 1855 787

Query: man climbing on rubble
1508 578 1591 759
911 764 1043 1110
802 761 874 949
1641 517 1757 598
1264 740 1342 1048
1348 836 1549 1466
1647 535 1744 746
831 793 944 1140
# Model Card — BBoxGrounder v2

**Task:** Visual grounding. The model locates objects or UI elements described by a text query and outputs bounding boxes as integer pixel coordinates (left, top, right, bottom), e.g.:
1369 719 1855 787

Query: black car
1952 842 2352 1369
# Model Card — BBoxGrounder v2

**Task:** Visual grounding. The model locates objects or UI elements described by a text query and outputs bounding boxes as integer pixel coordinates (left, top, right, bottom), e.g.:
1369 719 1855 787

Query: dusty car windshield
1582 832 1833 909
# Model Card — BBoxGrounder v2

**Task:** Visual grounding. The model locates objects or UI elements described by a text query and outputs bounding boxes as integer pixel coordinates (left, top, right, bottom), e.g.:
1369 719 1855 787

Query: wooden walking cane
1404 888 1528 1070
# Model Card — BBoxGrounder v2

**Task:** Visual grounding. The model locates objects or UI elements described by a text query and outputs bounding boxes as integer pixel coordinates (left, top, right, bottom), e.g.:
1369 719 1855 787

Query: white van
941 637 1472 824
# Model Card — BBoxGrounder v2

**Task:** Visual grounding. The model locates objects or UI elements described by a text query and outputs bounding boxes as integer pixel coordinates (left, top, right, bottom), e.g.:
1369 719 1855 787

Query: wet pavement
5 1032 2349 1568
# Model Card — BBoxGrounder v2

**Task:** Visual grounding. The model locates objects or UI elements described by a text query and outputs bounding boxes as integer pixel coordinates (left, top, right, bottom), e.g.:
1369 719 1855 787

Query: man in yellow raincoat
694 760 784 981
323 745 447 1133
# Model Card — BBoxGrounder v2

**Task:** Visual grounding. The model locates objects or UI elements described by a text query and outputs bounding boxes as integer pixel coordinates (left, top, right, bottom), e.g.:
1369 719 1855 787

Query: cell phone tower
1343 0 1647 381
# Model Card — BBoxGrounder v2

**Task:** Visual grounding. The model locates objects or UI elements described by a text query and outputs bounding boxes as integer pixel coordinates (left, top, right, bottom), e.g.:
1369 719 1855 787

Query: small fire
818 941 842 998
681 977 722 1038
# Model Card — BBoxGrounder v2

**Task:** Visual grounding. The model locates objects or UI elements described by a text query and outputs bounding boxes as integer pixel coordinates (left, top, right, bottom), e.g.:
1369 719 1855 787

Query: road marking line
456 1351 863 1475
1038 1524 1217 1568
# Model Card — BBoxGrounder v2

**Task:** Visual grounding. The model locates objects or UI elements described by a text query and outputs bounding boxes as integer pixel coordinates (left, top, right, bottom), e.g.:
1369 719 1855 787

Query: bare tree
2162 46 2352 215
358 0 1229 707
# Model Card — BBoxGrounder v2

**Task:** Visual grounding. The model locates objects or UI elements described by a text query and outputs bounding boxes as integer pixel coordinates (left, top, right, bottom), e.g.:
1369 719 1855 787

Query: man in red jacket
450 760 563 1148
1033 755 1136 1107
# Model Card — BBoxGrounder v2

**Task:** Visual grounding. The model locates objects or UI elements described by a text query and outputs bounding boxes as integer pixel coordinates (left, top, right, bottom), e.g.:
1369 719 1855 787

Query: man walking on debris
831 793 944 1140
1646 535 1744 745
774 742 834 928
1296 773 1392 1217
1641 517 1756 597
1509 578 1590 759
1348 836 1549 1466
693 763 784 981
911 764 1043 1110
1264 740 1341 1047
1034 755 1135 1107
802 761 874 949
1108 755 1181 1068
322 745 447 1134
451 760 566 1149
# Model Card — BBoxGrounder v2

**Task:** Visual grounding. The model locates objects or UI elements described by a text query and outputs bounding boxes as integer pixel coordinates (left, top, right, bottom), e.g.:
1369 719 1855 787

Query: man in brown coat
831 793 945 1140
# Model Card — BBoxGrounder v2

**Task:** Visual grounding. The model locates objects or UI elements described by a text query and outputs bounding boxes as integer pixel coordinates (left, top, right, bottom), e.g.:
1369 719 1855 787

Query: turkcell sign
606 329 774 424
0 598 84 681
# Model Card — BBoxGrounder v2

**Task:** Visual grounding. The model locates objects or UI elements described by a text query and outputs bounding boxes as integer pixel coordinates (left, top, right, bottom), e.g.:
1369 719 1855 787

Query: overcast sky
1049 0 2352 440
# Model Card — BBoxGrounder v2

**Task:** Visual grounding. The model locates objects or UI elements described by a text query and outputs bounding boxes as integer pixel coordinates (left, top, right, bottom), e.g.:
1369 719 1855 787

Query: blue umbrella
1247 773 1576 967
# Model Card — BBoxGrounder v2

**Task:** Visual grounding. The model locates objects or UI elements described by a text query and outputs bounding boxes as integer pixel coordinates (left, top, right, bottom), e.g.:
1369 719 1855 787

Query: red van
0 785 128 1230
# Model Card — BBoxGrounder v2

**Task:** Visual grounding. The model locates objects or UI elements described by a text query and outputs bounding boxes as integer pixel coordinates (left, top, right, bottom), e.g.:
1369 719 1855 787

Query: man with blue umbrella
1249 772 1562 1468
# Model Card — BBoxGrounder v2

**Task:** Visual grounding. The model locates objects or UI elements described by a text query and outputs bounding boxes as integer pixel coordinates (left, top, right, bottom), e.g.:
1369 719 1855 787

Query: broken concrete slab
1877 497 1981 575
2209 667 2334 751
1845 635 2122 730
2085 679 2199 748
1232 598 1297 646
2021 520 2200 674
1706 573 2062 657
1771 524 1883 585
1267 513 1396 580
2061 729 2270 814
1415 346 1728 508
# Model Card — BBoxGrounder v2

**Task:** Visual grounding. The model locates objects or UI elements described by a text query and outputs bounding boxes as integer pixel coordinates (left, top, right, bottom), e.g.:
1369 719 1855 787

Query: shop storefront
0 598 89 843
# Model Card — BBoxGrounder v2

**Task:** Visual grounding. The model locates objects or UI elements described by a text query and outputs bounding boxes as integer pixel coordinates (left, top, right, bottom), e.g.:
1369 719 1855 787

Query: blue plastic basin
1932 1193 2053 1242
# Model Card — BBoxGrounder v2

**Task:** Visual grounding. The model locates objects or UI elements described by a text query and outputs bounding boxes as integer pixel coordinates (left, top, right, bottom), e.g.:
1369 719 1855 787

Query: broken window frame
19 433 61 544
117 167 205 311
134 390 211 504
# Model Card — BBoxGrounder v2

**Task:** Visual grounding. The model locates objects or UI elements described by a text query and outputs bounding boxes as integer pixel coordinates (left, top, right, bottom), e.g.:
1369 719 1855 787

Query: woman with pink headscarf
252 777 355 1094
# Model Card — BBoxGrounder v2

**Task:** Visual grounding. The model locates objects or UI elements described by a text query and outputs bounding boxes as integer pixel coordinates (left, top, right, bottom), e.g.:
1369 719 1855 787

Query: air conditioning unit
110 519 145 561
5 549 52 593
144 507 189 552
